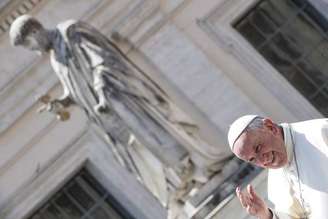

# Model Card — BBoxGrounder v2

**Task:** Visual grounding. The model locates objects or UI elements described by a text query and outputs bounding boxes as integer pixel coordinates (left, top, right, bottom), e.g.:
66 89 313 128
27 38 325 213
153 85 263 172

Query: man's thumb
248 184 258 200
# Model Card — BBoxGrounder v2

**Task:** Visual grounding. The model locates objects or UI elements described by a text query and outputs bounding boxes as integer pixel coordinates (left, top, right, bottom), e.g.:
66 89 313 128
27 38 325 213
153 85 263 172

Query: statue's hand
94 102 110 115
37 94 70 121
37 94 53 113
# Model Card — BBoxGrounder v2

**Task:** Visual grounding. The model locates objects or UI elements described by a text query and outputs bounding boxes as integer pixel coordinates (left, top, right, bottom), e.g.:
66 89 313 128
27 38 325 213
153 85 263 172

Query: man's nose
257 152 270 164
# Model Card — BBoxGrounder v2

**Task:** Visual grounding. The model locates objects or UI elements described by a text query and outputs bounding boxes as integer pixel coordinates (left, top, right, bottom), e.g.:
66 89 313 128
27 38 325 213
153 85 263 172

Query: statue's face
22 28 49 54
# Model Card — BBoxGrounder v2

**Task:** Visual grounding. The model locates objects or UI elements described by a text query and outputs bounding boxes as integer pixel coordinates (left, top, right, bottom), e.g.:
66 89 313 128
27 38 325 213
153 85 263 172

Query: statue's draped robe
50 20 222 182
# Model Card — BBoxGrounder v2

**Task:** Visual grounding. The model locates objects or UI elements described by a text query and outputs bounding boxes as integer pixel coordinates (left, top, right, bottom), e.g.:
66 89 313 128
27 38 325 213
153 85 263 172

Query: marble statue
10 15 224 209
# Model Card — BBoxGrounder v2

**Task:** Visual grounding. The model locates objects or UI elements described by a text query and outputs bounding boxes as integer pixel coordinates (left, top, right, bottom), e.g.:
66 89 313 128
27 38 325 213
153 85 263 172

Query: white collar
281 123 294 167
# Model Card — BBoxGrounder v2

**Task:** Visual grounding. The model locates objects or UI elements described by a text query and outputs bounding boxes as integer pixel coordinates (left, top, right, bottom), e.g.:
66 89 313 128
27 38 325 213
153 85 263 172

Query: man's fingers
247 184 254 199
248 184 266 207
246 205 257 215
236 187 247 208
248 184 259 201
237 185 268 217
237 186 255 209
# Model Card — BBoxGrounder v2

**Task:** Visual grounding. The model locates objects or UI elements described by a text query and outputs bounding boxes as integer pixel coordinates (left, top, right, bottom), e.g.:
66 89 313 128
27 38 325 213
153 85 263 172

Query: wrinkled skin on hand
236 184 272 219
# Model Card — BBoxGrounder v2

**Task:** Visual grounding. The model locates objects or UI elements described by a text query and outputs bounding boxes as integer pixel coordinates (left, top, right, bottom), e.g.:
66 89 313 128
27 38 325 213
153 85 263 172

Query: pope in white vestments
228 115 328 219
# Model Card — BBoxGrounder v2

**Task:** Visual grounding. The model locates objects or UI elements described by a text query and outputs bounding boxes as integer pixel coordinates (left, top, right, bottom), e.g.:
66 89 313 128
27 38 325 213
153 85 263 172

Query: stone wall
0 0 322 218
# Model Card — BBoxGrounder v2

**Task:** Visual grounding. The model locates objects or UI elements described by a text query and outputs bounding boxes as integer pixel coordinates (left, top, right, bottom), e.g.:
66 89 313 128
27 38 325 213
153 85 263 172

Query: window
2 130 162 219
234 0 328 115
28 169 134 219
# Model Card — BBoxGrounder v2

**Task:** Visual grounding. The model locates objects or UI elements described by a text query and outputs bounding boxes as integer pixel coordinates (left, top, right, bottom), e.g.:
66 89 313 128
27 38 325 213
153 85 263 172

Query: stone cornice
0 0 44 38
111 0 160 39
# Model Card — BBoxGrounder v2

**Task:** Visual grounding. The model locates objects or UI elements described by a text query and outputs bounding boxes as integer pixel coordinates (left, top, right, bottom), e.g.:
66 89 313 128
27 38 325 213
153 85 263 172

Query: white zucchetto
228 115 259 150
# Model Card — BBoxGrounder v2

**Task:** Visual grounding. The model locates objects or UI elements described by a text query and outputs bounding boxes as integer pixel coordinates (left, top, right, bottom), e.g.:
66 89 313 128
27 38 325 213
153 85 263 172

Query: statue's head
9 14 51 53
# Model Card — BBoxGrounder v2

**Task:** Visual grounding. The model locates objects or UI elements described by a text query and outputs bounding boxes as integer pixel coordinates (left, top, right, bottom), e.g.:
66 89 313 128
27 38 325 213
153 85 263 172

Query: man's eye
255 144 261 153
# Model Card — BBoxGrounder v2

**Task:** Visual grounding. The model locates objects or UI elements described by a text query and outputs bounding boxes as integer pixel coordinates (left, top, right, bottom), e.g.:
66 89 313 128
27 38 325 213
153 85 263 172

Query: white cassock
269 119 328 219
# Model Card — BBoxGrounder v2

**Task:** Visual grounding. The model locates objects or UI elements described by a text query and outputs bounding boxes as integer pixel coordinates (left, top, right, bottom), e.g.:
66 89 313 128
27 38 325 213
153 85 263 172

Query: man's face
233 119 288 169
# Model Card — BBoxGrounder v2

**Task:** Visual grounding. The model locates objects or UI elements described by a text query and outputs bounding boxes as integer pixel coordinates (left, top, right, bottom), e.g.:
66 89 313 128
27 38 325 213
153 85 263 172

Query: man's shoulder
291 119 328 136
292 118 328 146
291 118 328 130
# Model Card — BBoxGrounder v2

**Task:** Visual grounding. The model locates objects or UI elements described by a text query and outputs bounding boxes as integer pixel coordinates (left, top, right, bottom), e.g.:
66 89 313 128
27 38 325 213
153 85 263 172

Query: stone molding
0 127 166 219
0 59 57 133
111 0 160 39
0 0 44 38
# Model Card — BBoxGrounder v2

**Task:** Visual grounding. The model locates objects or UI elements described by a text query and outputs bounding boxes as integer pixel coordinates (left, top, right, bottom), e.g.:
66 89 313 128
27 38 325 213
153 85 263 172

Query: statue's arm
49 53 75 108
57 89 74 108
93 65 108 113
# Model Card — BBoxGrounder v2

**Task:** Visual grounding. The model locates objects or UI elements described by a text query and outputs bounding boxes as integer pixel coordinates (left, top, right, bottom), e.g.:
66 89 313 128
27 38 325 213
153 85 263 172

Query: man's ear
263 118 277 133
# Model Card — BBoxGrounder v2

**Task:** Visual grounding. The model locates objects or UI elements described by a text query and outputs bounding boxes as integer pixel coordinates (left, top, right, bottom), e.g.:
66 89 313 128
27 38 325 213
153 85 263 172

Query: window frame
198 0 323 119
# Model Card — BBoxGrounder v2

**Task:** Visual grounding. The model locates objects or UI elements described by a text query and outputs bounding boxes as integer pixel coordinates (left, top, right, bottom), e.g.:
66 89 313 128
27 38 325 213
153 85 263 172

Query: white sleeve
270 208 297 219
272 210 279 219
268 169 306 219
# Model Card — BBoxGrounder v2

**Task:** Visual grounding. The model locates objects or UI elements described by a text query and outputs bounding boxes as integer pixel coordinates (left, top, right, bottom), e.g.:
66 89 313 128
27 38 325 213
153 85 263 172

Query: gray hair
245 116 264 132
9 14 43 46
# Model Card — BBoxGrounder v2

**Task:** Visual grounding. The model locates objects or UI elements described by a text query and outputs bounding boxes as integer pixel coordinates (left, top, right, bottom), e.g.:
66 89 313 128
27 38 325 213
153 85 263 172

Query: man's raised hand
236 184 272 219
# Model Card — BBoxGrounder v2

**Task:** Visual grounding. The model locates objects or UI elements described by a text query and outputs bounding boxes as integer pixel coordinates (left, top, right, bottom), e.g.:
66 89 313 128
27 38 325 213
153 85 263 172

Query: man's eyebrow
248 157 255 162
246 143 257 162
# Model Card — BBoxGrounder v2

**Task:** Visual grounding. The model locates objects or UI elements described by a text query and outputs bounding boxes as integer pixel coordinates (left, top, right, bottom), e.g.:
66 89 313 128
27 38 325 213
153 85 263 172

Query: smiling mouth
271 152 275 165
264 152 275 166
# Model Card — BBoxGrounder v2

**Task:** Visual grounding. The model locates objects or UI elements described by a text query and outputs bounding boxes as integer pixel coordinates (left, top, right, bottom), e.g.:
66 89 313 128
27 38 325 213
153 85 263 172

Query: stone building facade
0 0 325 218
